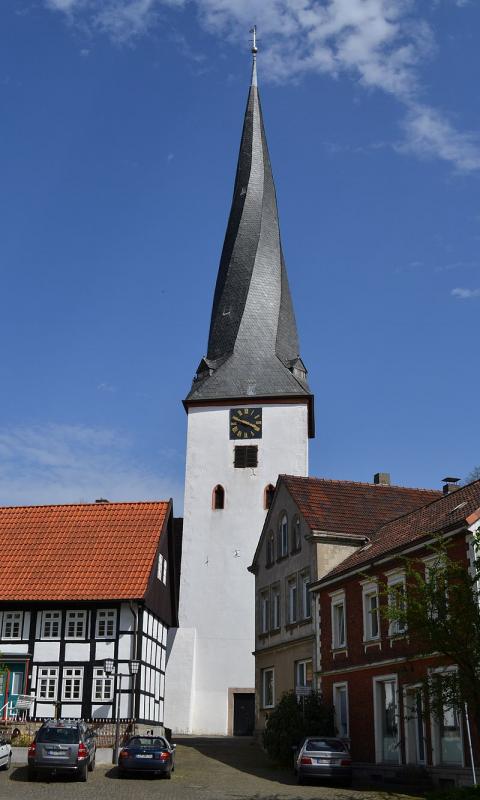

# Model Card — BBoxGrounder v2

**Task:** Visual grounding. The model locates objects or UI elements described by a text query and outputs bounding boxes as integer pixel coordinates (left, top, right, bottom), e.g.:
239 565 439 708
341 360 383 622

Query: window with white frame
295 659 313 691
287 576 298 624
41 611 61 639
362 582 380 640
333 683 349 737
331 591 346 649
431 671 463 766
62 667 84 701
157 554 167 585
92 668 114 702
260 590 270 634
300 571 311 619
95 609 116 639
2 611 23 640
271 585 281 630
292 516 302 552
65 610 87 640
38 667 59 700
278 514 288 557
387 573 406 636
262 668 274 708
374 676 399 763
424 555 448 620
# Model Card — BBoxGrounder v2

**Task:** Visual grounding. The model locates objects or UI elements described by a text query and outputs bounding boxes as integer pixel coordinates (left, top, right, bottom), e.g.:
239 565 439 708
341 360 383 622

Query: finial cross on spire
250 25 258 55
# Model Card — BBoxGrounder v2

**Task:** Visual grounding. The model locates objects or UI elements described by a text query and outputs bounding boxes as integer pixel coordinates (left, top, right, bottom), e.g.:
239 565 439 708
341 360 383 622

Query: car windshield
37 728 78 744
127 737 167 749
305 739 346 752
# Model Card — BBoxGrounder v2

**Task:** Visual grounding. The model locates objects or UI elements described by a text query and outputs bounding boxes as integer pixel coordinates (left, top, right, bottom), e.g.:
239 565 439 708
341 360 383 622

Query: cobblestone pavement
0 737 422 800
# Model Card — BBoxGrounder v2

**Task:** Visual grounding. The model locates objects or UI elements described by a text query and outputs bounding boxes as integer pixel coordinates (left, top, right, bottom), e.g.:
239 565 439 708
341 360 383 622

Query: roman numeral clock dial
229 408 263 439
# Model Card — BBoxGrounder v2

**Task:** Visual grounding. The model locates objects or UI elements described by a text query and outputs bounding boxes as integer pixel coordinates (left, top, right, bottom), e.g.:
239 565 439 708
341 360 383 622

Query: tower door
233 693 255 736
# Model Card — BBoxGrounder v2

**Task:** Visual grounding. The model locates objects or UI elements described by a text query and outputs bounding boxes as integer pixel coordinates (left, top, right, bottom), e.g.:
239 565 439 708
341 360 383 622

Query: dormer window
212 485 225 510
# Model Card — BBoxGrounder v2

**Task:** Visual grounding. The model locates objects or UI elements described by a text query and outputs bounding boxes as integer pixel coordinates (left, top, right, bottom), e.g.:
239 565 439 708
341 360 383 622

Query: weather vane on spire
250 25 258 56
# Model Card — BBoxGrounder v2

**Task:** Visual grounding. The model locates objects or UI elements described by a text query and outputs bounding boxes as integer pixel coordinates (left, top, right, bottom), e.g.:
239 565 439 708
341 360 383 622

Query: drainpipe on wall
129 601 140 726
464 702 477 786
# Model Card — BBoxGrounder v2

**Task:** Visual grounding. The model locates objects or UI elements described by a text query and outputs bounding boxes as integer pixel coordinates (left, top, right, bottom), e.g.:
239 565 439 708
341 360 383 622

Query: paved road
0 737 421 800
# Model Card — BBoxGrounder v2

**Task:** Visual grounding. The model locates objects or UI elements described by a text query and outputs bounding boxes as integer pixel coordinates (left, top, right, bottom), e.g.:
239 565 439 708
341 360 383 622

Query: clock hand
232 416 260 432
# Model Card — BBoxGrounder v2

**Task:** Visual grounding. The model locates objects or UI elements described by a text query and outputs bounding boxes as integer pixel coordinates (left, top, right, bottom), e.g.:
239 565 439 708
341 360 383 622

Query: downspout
129 601 140 726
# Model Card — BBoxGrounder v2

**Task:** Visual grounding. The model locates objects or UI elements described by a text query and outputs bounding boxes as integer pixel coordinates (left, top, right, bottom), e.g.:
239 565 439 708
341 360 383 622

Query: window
62 667 84 701
300 572 311 619
333 683 349 737
65 611 87 640
38 667 59 701
264 484 275 510
271 585 281 630
287 576 298 624
295 660 313 692
362 582 380 640
278 514 288 558
212 484 225 510
424 555 448 620
260 590 270 634
266 532 274 566
431 672 463 766
2 611 23 640
331 592 346 649
157 554 167 585
96 609 116 639
92 668 114 702
41 611 61 639
262 668 274 708
387 573 406 636
234 446 258 468
292 516 301 552
374 676 399 763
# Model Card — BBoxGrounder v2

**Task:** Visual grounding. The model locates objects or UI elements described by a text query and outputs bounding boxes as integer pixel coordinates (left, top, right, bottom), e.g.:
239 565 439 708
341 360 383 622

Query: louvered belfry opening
234 446 258 469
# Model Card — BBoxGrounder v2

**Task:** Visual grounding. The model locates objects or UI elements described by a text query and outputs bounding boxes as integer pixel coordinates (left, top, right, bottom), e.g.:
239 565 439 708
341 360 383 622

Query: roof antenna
250 25 258 87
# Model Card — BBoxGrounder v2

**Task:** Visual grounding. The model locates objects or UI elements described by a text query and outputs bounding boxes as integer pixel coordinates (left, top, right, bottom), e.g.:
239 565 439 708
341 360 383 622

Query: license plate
136 754 153 759
314 758 329 764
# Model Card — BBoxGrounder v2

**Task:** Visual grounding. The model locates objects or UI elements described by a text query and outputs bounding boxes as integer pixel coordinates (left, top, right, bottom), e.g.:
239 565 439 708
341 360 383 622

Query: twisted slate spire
186 54 311 403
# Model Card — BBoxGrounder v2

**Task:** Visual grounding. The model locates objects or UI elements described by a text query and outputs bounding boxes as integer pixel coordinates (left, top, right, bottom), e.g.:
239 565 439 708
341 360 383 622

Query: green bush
427 788 480 800
262 690 334 767
10 732 33 747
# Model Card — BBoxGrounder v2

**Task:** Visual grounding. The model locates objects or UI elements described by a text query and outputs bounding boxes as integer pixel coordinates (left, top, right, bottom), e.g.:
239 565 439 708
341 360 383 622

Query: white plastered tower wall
165 402 309 734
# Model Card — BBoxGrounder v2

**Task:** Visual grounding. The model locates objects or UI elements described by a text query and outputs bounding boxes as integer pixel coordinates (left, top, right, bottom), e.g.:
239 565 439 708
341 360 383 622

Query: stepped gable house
0 500 179 727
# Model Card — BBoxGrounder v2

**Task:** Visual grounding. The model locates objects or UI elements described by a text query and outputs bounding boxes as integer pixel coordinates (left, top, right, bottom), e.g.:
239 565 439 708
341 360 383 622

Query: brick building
311 479 480 788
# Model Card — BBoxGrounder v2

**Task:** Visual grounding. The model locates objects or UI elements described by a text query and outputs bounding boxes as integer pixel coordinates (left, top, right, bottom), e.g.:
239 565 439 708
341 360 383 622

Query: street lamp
104 659 140 765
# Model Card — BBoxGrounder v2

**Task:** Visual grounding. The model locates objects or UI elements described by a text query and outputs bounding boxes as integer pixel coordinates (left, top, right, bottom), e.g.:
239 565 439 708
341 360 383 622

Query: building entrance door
233 693 255 736
2 664 26 718
405 687 426 765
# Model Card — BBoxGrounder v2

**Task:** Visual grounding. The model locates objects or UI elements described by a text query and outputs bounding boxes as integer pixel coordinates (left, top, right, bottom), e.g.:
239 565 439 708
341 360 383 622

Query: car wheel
78 763 88 782
27 767 36 781
164 770 171 780
297 775 304 785
2 754 12 772
88 755 95 772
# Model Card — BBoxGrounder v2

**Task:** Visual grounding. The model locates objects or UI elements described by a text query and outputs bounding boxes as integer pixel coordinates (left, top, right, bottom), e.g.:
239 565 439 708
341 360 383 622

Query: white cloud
451 287 480 299
42 0 480 172
0 423 183 507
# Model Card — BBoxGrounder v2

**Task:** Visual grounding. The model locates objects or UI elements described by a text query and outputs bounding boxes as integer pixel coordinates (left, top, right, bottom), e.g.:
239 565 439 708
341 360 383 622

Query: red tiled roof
281 475 440 538
0 501 170 601
324 480 480 580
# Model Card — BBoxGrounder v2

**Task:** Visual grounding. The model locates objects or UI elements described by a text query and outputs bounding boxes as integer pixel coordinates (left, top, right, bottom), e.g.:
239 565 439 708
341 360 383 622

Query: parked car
118 735 176 778
294 736 352 786
0 737 12 771
28 719 96 781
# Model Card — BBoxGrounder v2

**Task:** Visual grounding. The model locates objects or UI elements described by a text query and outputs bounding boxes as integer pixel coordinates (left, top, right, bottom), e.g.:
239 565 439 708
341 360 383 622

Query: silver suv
28 720 96 781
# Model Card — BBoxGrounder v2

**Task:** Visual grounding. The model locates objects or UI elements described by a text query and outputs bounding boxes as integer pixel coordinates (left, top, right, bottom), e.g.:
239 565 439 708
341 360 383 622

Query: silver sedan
294 736 352 786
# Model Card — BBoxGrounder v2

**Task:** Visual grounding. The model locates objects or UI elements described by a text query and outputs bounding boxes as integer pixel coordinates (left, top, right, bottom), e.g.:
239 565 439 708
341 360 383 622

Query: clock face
229 408 263 440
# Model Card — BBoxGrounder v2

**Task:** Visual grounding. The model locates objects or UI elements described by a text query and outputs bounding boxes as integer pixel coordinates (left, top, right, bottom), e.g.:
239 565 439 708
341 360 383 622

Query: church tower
165 37 314 735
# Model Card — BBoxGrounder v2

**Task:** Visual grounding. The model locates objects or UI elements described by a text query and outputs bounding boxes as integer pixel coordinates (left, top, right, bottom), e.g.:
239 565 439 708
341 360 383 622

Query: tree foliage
466 466 480 484
380 536 480 732
263 690 334 766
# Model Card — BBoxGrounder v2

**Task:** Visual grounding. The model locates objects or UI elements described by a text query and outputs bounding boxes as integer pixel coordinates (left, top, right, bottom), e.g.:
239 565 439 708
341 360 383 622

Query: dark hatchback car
294 736 352 786
118 735 176 778
28 720 96 781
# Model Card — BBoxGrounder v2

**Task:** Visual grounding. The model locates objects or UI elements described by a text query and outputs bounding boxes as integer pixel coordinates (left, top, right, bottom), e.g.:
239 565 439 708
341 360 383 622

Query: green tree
380 537 480 739
263 690 334 766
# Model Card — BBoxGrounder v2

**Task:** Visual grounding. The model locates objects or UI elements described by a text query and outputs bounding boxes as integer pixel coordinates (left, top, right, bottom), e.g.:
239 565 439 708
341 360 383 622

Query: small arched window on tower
264 484 275 510
212 484 225 510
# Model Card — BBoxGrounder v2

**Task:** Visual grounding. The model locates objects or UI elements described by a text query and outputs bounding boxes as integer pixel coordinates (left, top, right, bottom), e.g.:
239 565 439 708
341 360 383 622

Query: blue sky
1 0 479 509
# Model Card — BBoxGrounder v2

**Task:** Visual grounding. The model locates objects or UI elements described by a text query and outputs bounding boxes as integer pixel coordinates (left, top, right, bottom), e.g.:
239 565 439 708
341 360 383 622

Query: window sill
298 617 312 627
331 647 348 657
285 621 298 630
276 554 289 563
265 561 275 569
290 547 301 556
389 633 408 644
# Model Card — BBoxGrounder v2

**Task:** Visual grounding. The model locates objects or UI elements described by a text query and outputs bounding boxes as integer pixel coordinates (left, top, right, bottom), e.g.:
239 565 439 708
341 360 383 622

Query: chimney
374 472 391 486
442 477 460 495
95 498 110 504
